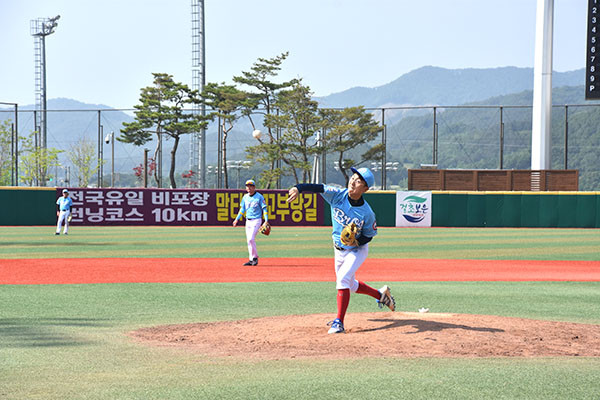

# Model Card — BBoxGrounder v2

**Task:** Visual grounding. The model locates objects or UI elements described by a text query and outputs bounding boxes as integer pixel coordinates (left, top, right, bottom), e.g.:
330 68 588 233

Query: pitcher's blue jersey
236 192 268 221
321 185 377 249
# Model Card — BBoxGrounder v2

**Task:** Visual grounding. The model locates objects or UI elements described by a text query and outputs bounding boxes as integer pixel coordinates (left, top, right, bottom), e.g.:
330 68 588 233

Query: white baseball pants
334 244 369 291
245 218 262 260
56 210 71 234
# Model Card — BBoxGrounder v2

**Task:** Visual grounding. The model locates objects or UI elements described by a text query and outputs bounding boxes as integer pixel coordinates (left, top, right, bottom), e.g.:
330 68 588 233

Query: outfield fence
2 187 598 228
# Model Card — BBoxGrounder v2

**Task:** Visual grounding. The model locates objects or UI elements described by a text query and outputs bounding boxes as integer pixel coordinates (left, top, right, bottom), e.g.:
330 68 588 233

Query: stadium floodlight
31 15 60 37
30 15 60 185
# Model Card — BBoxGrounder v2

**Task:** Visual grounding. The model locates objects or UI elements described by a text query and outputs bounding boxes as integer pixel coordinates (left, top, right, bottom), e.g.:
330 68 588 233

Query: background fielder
233 179 269 266
287 167 395 334
55 188 73 235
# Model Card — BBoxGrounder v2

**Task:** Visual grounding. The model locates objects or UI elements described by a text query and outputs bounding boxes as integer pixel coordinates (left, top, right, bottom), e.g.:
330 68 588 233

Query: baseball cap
350 167 375 188
62 189 69 193
245 179 256 186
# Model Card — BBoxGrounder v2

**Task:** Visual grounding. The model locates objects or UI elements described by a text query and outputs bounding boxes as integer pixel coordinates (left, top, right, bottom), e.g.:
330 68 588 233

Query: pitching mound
129 312 600 359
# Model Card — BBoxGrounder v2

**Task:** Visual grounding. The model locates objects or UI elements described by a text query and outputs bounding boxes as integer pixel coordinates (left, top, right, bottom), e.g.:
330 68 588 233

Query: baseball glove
259 222 271 236
340 222 358 246
67 214 73 223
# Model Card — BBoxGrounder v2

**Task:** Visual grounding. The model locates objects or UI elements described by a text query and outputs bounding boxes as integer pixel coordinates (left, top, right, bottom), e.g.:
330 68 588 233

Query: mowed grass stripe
382 227 596 237
1 226 599 260
381 228 598 240
374 245 599 261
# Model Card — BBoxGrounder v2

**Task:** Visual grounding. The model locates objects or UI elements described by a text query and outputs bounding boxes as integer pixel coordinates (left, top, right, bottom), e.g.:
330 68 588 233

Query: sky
0 0 589 111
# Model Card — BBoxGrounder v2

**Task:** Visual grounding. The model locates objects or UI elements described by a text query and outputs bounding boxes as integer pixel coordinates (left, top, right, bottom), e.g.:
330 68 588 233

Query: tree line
119 52 383 188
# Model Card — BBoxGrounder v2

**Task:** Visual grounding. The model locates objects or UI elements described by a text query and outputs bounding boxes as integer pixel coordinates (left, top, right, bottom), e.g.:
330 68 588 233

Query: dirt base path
129 312 600 359
2 258 600 284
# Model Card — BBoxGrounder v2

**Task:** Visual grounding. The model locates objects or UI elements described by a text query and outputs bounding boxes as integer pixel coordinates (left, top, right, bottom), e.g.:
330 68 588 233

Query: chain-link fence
2 104 599 190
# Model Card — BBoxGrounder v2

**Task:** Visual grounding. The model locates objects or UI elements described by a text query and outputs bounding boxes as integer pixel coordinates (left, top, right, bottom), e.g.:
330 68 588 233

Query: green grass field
2 226 600 260
1 226 600 399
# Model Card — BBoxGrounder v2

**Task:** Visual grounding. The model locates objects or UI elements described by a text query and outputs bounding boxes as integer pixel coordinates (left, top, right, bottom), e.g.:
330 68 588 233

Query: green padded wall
431 192 448 226
466 193 485 227
0 188 56 225
363 192 396 227
574 193 597 228
483 193 503 227
432 191 600 228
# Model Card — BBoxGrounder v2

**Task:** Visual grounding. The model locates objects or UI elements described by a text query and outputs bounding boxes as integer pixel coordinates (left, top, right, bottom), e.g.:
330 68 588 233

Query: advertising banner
395 191 432 227
56 188 323 226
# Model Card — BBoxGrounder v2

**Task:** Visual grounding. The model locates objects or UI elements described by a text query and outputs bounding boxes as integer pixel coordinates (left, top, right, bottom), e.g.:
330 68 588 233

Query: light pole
206 165 222 188
105 131 115 187
371 161 400 189
227 160 251 188
30 15 60 181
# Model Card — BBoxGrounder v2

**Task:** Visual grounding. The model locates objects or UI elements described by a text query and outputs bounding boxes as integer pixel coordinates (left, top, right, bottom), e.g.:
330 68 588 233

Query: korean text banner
57 188 323 226
395 191 432 227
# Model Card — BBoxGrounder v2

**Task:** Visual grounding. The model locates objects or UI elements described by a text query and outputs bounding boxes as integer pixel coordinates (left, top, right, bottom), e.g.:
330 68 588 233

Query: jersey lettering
332 207 364 230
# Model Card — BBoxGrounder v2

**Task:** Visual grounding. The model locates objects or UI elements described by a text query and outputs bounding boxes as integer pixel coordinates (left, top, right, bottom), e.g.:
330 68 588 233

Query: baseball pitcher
287 167 395 334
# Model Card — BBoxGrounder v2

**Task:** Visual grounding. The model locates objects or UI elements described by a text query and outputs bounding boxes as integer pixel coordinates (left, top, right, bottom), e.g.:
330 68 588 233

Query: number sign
587 0 600 99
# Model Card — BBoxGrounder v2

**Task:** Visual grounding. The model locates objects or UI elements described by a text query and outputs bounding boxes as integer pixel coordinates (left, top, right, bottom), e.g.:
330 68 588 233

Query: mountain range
0 66 592 185
316 66 585 108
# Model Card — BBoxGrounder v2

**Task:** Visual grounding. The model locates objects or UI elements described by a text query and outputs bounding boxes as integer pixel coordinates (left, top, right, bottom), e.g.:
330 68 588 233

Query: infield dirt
129 312 600 360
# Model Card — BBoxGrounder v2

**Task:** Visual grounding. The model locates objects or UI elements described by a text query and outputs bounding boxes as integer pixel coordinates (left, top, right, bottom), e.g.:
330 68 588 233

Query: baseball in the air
252 129 262 139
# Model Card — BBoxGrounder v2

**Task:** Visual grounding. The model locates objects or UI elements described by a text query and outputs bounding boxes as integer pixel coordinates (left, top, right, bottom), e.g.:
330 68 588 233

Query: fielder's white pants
245 218 262 260
334 244 369 291
56 210 71 234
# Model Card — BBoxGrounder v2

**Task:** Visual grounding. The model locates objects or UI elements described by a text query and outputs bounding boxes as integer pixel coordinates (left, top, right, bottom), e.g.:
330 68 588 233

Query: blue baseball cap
350 167 375 188
245 179 256 186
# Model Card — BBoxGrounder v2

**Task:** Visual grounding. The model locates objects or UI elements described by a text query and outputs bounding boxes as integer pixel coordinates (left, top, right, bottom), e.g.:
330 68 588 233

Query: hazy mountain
316 66 585 109
1 66 592 186
383 84 600 190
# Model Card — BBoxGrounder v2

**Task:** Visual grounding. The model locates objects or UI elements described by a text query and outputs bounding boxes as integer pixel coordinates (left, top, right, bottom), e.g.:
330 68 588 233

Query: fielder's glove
259 222 271 236
340 222 358 246
67 214 73 223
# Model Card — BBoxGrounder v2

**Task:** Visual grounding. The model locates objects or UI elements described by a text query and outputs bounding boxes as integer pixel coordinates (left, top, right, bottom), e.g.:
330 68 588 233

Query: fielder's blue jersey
321 185 377 249
236 192 268 221
56 197 73 211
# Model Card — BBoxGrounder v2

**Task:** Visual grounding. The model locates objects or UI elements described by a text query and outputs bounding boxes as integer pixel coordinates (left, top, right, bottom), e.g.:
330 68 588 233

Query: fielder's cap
245 179 256 186
350 167 375 188
62 188 69 193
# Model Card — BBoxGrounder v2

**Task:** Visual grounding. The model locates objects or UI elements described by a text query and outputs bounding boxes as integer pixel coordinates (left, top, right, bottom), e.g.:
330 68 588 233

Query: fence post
97 111 102 187
381 108 386 189
432 107 438 165
143 148 149 188
499 106 504 169
564 105 568 169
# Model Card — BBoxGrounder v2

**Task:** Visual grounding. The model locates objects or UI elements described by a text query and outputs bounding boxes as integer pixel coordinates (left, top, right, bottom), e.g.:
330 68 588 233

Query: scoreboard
587 0 600 99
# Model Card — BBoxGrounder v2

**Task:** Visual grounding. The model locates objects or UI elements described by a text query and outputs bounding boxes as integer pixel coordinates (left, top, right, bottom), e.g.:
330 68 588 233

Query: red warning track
1 258 599 284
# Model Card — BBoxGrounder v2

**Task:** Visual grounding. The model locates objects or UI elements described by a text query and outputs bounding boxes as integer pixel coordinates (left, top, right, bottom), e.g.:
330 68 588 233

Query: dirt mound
129 312 600 359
